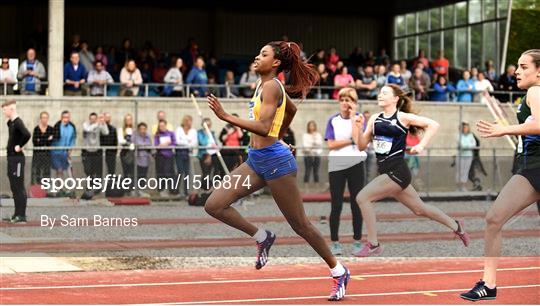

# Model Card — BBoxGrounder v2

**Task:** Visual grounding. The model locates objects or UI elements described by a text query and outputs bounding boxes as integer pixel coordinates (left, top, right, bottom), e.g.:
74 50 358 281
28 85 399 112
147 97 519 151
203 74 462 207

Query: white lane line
151 284 540 305
1 267 538 291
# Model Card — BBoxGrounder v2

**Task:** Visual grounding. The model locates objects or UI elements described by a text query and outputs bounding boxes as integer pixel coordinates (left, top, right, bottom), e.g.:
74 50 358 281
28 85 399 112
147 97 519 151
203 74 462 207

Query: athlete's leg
482 175 540 285
204 162 266 236
355 174 402 244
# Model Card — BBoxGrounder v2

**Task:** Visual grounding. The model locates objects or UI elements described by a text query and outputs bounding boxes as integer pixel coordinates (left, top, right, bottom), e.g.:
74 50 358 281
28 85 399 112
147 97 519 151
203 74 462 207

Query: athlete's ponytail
386 84 424 135
268 41 319 99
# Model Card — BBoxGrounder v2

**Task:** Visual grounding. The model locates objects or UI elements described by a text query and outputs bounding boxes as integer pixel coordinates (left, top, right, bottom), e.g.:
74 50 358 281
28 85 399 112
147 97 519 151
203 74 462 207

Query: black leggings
304 156 321 183
329 162 365 242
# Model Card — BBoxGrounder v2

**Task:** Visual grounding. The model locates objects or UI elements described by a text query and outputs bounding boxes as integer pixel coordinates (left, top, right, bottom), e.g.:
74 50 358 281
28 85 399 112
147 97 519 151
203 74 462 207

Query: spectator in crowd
119 59 143 96
365 50 376 66
355 65 378 100
87 60 113 96
175 115 197 197
206 57 220 81
0 59 16 94
332 66 354 99
431 49 449 78
186 56 208 97
324 87 366 255
197 118 219 190
474 71 494 101
456 122 476 192
17 48 46 95
100 112 118 176
180 38 199 71
107 46 117 72
151 110 173 135
65 34 81 58
31 111 54 184
311 49 325 67
326 46 340 73
94 46 108 67
470 67 479 81
413 49 429 69
219 113 243 172
374 64 387 93
79 41 95 73
409 67 431 101
163 57 184 97
118 114 135 194
414 62 432 81
484 60 498 84
155 119 176 197
468 133 487 191
282 127 296 157
457 70 475 102
63 52 87 96
348 47 365 68
139 41 159 66
404 132 422 187
207 74 220 97
302 120 323 191
152 59 168 86
239 62 259 97
51 110 76 196
497 64 518 102
117 38 135 65
140 62 153 84
400 60 412 85
82 112 109 184
133 122 151 197
315 63 332 99
386 62 406 89
223 70 239 98
375 48 390 66
431 75 455 102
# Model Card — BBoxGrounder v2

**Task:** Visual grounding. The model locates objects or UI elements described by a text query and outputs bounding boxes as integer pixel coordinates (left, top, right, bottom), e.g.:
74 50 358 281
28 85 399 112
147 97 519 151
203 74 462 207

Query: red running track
1 257 539 304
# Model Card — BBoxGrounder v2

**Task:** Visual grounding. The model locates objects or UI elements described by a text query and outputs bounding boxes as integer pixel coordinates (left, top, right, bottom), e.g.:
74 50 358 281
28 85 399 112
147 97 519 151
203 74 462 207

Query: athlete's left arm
478 87 540 137
400 113 440 154
278 95 297 139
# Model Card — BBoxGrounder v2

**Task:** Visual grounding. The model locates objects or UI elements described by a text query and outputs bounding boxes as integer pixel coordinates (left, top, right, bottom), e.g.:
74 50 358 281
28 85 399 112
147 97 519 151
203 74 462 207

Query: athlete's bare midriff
250 134 279 149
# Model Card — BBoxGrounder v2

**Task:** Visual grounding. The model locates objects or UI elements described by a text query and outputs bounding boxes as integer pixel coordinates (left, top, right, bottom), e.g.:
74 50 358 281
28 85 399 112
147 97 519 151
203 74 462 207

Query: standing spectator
219 114 243 172
0 59 16 94
163 58 184 97
82 112 109 183
197 118 219 190
386 63 405 89
413 49 429 69
302 120 323 191
151 110 173 135
474 71 494 101
315 63 332 99
180 38 199 71
118 114 135 194
119 59 143 96
485 60 498 84
355 65 378 99
324 88 366 255
133 122 151 197
431 50 449 78
405 133 422 187
79 41 95 73
65 34 81 57
175 115 198 197
456 122 476 191
431 75 456 102
87 60 113 96
468 133 487 191
332 66 354 99
186 56 208 97
409 67 431 101
223 70 239 98
155 119 176 197
497 64 518 102
400 60 412 85
100 112 118 177
457 70 475 103
31 111 54 185
63 52 87 96
51 110 76 196
94 46 108 67
239 62 259 97
2 100 31 223
17 48 46 95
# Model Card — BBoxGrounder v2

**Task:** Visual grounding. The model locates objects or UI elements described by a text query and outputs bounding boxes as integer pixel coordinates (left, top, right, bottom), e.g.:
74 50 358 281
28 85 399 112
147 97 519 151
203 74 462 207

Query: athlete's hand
476 120 505 138
409 144 424 155
14 145 21 152
354 114 365 130
207 94 228 120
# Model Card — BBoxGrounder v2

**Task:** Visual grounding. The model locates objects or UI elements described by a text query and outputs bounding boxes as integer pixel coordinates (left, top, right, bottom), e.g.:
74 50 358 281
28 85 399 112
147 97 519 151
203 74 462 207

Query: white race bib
373 135 393 154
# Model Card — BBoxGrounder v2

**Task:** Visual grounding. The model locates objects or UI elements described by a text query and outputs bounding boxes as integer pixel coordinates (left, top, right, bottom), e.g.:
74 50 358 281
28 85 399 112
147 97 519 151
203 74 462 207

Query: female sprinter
206 41 350 301
460 49 540 301
353 84 470 257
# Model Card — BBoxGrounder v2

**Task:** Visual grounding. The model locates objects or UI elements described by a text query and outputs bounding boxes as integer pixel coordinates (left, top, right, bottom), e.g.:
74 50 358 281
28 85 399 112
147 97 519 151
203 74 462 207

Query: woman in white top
119 60 143 96
474 71 495 102
324 87 367 256
164 58 184 97
302 120 323 190
175 115 198 196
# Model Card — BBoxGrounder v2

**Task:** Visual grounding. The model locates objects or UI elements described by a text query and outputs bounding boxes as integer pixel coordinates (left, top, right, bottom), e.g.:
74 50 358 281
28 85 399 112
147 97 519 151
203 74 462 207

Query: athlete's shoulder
527 86 540 105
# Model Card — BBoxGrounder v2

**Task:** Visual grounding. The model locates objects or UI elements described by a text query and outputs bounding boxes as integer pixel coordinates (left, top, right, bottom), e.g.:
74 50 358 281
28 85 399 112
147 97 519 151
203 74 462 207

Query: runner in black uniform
352 84 470 257
461 49 540 302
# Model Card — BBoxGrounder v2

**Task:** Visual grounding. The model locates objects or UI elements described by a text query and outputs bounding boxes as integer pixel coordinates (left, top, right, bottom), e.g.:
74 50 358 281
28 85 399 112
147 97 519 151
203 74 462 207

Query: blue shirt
386 73 405 88
52 123 76 154
186 67 208 96
64 63 87 91
457 79 475 102
431 83 456 102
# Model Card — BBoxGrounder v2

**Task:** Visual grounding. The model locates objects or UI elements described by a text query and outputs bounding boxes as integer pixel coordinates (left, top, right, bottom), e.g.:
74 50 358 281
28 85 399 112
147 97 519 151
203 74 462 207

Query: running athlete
460 49 540 301
353 84 470 257
206 41 350 301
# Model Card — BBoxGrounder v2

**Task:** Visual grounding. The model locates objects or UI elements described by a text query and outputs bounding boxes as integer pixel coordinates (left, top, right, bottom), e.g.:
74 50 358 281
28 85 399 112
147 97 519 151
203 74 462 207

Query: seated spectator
63 52 87 96
355 65 378 99
400 60 412 85
470 67 479 81
314 63 332 99
348 47 365 68
140 62 153 84
223 70 239 98
0 59 16 94
365 50 376 66
431 50 449 78
409 67 431 101
457 70 475 103
386 62 406 89
485 60 498 84
239 62 259 97
474 71 494 101
87 60 113 96
413 49 429 69
431 75 456 102
374 64 387 93
206 57 219 81
207 74 219 97
332 66 354 99
186 56 208 97
497 64 519 102
326 47 340 73
79 41 95 73
375 48 390 66
152 59 168 85
17 48 46 95
94 46 108 67
119 59 143 96
164 58 184 97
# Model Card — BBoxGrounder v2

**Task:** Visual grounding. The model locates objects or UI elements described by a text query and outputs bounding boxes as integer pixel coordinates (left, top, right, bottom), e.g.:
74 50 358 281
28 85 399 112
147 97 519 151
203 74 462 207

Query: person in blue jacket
457 70 475 102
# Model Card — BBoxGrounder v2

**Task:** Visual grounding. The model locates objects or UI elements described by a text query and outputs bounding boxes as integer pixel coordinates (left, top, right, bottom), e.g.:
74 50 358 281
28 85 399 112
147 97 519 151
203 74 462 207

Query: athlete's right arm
355 114 376 151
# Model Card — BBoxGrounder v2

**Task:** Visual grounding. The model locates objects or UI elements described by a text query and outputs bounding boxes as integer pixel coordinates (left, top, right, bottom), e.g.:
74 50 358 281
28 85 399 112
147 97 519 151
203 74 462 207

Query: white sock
330 261 346 277
485 283 496 289
252 228 267 243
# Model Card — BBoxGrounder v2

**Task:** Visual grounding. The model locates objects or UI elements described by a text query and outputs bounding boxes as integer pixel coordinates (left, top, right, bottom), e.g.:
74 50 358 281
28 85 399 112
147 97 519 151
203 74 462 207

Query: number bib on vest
373 135 393 154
